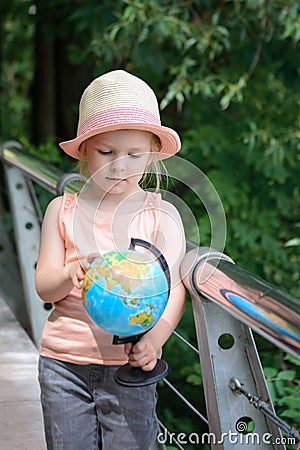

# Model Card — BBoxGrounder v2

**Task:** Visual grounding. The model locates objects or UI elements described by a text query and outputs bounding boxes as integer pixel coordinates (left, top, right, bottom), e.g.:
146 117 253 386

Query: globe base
114 359 169 387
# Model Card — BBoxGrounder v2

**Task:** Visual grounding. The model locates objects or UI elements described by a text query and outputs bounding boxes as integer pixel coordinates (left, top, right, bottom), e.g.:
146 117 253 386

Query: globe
82 247 169 338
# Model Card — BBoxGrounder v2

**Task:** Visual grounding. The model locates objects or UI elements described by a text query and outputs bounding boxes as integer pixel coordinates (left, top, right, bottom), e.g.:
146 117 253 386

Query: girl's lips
106 177 125 182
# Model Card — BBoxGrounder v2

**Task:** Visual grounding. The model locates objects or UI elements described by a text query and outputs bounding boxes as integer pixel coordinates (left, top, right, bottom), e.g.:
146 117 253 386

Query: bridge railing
1 141 299 450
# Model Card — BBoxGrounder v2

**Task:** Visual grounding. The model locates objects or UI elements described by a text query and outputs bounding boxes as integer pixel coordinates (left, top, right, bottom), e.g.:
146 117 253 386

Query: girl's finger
73 277 82 289
131 340 146 354
87 252 100 264
124 343 132 355
142 359 157 372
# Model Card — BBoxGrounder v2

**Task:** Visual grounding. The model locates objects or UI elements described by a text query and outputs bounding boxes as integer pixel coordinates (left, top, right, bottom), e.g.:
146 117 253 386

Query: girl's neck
79 182 146 216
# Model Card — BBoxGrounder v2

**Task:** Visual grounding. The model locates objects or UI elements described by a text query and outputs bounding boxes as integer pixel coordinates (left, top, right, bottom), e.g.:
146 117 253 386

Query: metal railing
1 141 299 450
181 247 300 360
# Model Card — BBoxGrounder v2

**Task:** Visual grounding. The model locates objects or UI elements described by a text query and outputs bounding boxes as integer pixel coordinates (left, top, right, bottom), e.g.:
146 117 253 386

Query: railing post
0 186 30 332
181 248 285 450
2 159 51 346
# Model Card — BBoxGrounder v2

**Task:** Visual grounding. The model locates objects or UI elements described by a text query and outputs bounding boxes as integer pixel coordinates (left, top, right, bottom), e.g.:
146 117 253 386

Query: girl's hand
65 253 100 289
124 336 158 372
65 260 86 290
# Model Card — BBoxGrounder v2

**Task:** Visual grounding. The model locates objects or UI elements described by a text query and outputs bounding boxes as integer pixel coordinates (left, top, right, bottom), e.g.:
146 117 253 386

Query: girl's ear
78 142 87 160
148 134 161 165
147 149 159 166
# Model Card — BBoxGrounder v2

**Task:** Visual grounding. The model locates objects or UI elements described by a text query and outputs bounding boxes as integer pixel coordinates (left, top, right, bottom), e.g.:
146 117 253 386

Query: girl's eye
98 150 112 155
129 153 141 158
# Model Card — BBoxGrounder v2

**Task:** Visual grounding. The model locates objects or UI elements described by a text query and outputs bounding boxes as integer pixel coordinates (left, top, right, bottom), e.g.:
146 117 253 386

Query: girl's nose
110 156 126 173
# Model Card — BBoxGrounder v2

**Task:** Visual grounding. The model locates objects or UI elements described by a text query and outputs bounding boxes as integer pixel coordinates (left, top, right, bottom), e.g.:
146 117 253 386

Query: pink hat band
59 70 181 159
78 107 160 136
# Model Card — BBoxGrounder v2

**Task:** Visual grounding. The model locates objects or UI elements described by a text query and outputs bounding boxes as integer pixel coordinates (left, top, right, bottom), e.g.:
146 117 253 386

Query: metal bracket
4 165 51 346
230 377 300 449
190 293 285 449
181 249 285 449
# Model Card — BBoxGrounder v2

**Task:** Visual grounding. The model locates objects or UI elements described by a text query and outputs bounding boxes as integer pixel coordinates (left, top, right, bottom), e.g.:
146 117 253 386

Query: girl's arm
127 200 187 370
35 197 86 302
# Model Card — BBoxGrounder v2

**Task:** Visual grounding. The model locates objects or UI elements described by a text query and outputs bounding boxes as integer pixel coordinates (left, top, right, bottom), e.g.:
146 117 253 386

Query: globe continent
82 249 169 337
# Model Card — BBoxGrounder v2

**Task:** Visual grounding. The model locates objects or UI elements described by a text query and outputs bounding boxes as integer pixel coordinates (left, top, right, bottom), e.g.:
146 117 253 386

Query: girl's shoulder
60 192 78 214
160 197 181 216
158 198 184 232
43 193 78 240
145 192 182 224
44 193 78 220
46 192 77 213
44 195 63 216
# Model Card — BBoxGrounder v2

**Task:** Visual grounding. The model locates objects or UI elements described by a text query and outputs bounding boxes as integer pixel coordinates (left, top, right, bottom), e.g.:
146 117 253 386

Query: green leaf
274 380 286 397
280 410 300 422
284 354 300 367
278 396 300 410
277 370 296 381
264 367 278 379
186 374 202 386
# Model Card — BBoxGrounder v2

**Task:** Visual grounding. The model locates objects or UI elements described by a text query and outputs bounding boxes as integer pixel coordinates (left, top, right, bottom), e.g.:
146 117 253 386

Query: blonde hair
76 133 167 192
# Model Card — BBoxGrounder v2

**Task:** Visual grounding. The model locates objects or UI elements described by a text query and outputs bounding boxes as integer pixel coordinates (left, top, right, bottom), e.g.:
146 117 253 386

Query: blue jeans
38 356 158 450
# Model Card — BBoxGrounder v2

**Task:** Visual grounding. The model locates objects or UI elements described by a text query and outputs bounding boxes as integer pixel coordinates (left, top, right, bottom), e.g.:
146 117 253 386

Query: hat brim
59 123 181 160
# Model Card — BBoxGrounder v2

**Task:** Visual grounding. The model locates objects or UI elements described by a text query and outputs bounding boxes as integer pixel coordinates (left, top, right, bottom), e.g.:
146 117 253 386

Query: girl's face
82 129 153 195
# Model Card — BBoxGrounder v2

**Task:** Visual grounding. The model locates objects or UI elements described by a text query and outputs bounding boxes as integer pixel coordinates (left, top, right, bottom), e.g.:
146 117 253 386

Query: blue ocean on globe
82 249 169 337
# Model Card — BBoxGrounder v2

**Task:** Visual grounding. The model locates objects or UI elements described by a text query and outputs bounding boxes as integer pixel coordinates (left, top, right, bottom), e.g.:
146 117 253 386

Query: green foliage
264 354 300 440
0 0 35 140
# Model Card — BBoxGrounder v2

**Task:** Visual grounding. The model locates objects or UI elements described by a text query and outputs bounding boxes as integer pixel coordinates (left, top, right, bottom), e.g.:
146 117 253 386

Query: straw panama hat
59 70 181 160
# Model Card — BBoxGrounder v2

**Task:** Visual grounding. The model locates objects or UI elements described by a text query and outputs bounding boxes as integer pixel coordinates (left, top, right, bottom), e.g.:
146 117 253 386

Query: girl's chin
105 182 133 196
91 178 125 191
90 176 142 195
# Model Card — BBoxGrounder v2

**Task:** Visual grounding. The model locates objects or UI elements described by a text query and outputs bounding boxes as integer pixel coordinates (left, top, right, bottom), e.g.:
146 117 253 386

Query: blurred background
1 1 299 448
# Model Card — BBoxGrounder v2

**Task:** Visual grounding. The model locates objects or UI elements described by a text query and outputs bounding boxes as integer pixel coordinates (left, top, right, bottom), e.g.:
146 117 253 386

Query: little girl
35 70 186 450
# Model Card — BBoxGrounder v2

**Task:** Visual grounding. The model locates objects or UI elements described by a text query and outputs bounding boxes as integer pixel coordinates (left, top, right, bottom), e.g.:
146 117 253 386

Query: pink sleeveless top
40 191 161 365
